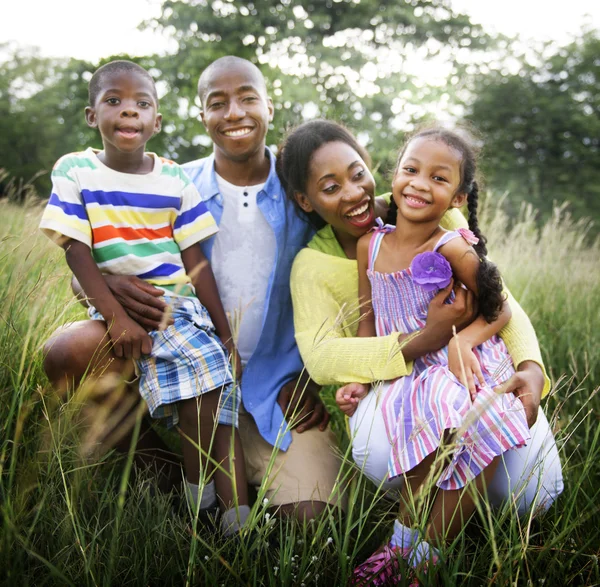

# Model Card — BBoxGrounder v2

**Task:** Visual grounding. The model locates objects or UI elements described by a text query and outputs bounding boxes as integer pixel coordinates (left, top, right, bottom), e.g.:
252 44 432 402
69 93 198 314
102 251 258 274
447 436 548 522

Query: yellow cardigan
290 208 550 396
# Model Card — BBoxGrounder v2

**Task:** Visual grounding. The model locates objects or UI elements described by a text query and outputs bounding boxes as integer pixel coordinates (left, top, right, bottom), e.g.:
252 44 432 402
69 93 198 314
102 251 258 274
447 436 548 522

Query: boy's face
200 62 274 163
85 71 162 156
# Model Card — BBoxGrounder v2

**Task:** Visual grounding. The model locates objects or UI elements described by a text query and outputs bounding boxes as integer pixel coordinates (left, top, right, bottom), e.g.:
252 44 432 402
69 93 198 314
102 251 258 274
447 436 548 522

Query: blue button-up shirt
182 150 315 450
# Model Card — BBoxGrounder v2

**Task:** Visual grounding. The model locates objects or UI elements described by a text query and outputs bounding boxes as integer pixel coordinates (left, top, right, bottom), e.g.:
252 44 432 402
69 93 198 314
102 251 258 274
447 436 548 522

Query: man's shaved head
197 56 267 106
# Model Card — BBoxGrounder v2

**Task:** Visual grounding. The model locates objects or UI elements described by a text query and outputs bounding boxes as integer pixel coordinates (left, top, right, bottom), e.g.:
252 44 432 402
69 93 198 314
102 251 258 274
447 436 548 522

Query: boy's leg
178 390 249 534
43 320 182 492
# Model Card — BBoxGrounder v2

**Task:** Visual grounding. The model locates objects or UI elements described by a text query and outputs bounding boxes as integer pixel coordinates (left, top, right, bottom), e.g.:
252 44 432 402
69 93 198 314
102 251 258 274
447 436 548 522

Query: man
44 56 339 519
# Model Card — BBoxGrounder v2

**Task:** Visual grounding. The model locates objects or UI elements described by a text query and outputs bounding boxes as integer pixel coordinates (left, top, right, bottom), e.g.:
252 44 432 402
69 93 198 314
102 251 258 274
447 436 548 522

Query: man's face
200 62 274 163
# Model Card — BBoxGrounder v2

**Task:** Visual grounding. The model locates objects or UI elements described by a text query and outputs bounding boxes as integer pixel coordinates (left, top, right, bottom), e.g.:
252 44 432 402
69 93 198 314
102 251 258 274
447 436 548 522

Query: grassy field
1 198 599 586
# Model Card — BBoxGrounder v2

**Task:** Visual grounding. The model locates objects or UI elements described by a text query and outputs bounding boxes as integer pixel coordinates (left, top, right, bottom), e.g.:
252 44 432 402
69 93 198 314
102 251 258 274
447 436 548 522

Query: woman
279 119 563 516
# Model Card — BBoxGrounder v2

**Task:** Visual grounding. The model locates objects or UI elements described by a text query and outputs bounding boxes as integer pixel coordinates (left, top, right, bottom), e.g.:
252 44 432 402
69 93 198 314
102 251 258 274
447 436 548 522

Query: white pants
349 384 564 516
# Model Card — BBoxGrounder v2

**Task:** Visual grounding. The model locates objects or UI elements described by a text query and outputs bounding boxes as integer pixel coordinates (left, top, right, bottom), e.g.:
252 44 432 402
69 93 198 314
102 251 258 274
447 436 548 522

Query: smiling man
179 56 341 518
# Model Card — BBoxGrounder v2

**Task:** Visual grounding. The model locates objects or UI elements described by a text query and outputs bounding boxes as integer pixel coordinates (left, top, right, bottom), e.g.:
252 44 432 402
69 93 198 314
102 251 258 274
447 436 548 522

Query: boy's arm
180 244 241 377
63 240 152 359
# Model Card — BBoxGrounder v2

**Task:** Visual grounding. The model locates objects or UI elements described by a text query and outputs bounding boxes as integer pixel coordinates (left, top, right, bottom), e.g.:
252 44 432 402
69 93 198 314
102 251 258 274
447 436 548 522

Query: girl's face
392 137 467 223
295 140 376 241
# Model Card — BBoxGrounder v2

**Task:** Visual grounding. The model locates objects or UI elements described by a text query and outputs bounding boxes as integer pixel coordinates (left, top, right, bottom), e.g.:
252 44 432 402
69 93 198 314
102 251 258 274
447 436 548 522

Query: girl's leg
424 456 501 544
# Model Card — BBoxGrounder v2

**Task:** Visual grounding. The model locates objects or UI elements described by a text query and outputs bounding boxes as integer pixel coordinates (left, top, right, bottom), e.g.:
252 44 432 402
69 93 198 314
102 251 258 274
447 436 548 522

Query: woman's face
295 140 376 242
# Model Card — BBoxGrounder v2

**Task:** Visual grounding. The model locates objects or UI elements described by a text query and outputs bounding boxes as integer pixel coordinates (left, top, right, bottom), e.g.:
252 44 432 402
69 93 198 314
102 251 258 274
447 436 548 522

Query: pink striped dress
368 222 531 489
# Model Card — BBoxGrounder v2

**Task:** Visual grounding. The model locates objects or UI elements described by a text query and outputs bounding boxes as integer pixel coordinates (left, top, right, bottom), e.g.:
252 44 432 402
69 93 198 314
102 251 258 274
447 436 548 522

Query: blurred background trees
0 0 598 230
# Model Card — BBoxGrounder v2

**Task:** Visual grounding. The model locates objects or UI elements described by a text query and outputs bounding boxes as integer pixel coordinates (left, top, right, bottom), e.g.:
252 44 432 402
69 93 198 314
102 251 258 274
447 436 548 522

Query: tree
465 31 600 226
143 0 489 177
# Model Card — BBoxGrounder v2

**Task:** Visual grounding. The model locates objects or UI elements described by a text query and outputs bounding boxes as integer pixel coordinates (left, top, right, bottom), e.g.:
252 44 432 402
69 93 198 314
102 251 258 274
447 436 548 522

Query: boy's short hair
88 60 158 107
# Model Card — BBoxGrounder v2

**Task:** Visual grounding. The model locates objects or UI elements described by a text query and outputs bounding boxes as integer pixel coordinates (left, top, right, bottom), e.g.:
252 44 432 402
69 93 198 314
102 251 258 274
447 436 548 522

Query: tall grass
0 198 599 585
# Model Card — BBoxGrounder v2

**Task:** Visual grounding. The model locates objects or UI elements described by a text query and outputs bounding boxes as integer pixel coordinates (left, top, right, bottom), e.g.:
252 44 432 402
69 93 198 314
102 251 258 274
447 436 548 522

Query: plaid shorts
89 294 239 429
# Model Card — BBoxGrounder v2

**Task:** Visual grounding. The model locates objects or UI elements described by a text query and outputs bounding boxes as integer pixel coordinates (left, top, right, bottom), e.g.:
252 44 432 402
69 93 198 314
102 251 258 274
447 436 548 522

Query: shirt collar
200 148 281 202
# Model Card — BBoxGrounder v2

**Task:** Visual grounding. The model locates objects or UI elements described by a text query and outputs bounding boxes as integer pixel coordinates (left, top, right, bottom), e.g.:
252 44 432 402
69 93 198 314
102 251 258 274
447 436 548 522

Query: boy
39 60 249 535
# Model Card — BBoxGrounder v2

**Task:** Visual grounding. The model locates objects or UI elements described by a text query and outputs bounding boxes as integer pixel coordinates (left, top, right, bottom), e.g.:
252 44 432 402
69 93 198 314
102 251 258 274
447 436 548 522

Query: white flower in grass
265 513 271 522
311 555 318 563
204 555 209 561
263 498 269 506
326 537 333 545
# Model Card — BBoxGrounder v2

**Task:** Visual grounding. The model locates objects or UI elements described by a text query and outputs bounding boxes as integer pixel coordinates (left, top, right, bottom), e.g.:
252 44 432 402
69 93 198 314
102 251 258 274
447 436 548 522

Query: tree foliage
466 31 600 226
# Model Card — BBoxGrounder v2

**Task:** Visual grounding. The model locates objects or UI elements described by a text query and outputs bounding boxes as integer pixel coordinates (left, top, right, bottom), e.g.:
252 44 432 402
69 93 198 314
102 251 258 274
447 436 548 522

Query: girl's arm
181 244 241 377
440 237 511 397
63 240 152 359
356 234 376 337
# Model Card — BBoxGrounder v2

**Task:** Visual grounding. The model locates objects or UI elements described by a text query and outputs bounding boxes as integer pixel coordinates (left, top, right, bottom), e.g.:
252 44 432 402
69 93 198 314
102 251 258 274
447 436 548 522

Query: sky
1 0 598 63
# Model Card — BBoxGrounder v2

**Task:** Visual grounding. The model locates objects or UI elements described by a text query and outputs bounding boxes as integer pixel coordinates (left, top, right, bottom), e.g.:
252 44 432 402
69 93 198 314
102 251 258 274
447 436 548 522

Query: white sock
408 540 440 568
199 480 217 509
220 505 251 537
186 480 217 510
389 520 419 549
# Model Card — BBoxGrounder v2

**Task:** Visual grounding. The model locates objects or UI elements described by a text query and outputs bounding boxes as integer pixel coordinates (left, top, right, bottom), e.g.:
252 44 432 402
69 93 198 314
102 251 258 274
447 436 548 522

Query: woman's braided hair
389 126 505 323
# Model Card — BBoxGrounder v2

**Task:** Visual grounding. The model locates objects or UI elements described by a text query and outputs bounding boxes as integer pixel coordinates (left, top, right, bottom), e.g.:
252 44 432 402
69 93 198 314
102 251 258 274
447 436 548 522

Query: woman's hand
104 275 171 331
448 337 484 400
277 375 329 433
335 382 370 417
494 360 544 427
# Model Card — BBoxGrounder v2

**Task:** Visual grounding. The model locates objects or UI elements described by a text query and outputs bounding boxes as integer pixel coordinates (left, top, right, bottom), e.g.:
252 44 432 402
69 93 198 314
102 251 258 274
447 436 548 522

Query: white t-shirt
211 173 277 365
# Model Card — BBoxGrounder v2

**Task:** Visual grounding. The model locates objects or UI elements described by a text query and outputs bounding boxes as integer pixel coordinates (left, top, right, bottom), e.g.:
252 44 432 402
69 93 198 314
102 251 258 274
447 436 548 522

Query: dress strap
368 218 396 270
433 227 479 252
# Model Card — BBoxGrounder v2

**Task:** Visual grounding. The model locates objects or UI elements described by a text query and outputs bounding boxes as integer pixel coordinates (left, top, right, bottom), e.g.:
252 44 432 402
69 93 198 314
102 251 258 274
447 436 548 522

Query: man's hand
277 375 329 433
104 275 171 331
494 360 544 427
108 314 153 360
448 337 484 400
335 382 370 417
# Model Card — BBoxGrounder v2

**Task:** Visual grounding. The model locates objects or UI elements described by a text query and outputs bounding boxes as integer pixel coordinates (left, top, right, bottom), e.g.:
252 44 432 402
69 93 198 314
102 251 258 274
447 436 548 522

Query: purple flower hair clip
410 251 453 292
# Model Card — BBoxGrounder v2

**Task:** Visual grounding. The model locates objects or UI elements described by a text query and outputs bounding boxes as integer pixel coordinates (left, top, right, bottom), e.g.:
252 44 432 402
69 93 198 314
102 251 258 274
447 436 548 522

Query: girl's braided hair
388 126 505 323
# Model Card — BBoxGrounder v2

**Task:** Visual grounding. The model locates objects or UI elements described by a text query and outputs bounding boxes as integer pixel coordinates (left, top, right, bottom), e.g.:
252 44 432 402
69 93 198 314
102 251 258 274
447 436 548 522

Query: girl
336 126 531 583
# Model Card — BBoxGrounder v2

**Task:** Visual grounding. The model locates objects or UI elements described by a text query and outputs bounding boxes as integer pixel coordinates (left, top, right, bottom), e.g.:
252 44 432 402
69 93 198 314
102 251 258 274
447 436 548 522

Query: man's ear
154 113 163 135
200 110 206 129
85 106 97 129
267 97 274 123
451 191 468 208
295 191 314 213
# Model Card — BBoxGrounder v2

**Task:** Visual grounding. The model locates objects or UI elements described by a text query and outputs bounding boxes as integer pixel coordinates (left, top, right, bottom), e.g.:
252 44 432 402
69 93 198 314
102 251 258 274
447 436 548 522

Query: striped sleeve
39 155 92 248
172 173 218 250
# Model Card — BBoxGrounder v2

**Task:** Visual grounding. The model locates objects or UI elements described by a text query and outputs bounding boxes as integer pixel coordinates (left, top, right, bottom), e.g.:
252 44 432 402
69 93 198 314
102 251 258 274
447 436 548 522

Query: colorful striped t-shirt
40 148 218 297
